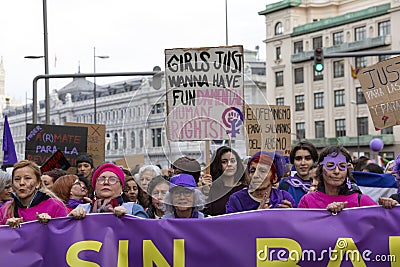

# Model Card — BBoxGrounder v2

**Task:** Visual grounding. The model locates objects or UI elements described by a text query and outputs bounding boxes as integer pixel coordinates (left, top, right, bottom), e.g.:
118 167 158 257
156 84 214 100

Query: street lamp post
93 47 109 124
351 100 360 158
42 0 50 124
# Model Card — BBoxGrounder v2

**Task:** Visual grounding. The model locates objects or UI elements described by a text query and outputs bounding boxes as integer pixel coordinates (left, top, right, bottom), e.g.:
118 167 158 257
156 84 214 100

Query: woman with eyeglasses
69 163 148 219
279 141 319 207
297 146 394 213
226 152 295 214
146 175 169 219
162 174 206 219
0 171 12 208
52 174 90 212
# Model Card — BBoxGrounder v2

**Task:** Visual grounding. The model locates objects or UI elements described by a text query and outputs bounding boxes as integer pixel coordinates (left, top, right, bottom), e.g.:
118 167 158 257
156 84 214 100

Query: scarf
284 174 311 193
91 195 124 213
11 191 50 218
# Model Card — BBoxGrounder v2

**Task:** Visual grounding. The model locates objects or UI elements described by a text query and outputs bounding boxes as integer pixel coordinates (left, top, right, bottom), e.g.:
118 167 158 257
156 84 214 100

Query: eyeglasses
97 176 120 185
72 182 88 191
172 188 193 197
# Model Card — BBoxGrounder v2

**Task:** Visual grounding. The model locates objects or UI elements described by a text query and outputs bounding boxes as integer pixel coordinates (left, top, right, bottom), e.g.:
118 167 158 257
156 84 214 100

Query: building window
378 21 390 36
312 36 323 49
276 47 281 60
106 133 111 151
123 132 127 149
356 87 367 104
294 41 303 54
276 97 284 106
296 123 305 139
275 22 283 35
333 60 344 78
294 67 304 84
151 103 164 114
152 128 162 147
381 126 393 134
315 121 325 138
313 69 323 81
379 55 391 62
355 56 367 69
334 90 345 107
358 117 368 136
333 31 344 46
114 133 119 150
335 119 346 137
295 95 305 111
355 26 366 41
275 71 283 87
131 131 136 149
139 130 144 148
314 92 324 109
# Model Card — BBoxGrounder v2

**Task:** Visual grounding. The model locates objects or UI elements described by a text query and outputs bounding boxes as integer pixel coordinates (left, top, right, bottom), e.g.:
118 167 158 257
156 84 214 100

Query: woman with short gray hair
0 171 12 208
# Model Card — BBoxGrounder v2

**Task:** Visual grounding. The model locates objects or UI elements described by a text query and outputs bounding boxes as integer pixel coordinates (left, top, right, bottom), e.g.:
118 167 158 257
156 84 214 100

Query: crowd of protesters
0 141 399 228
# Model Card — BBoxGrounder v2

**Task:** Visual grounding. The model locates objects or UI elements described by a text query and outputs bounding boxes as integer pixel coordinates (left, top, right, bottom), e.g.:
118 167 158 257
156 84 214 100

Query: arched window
139 130 143 148
123 132 127 149
114 133 119 150
106 133 111 151
131 131 136 149
275 22 283 35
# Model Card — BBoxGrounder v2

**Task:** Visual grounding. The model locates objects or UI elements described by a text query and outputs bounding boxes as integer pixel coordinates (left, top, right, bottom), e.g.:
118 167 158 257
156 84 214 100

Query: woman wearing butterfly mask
298 146 377 213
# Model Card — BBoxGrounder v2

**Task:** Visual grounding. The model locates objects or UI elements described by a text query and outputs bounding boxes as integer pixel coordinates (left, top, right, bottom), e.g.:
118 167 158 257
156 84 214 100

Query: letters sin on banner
246 105 291 156
25 124 88 166
0 207 399 266
357 56 400 130
165 45 244 141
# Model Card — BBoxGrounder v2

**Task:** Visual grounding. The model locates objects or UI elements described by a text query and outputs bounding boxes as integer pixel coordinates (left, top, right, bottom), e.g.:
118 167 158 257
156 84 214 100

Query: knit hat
92 163 124 188
169 173 196 190
76 154 94 168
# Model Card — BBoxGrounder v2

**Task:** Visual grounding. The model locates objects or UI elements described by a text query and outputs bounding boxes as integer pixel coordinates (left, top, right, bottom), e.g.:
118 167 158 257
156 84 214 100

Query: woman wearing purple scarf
226 152 295 214
52 174 90 212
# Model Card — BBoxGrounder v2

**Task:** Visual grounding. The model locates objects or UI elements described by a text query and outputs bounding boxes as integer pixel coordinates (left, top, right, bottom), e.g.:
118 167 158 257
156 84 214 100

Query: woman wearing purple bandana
226 152 295 214
298 146 382 213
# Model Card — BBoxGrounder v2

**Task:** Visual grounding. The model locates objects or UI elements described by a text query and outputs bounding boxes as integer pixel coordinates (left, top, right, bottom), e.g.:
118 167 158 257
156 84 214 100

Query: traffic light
314 47 324 72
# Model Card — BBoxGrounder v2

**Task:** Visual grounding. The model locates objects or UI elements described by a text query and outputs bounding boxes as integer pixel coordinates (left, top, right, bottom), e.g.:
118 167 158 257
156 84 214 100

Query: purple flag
2 115 17 165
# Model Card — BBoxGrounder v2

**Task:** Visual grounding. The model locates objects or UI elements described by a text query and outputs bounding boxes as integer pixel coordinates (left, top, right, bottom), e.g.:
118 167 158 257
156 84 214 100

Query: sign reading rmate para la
165 45 244 141
25 124 88 166
357 56 400 130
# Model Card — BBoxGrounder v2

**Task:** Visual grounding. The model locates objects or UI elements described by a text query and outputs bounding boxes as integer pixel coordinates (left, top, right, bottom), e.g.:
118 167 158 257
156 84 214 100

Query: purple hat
92 163 125 188
169 173 196 190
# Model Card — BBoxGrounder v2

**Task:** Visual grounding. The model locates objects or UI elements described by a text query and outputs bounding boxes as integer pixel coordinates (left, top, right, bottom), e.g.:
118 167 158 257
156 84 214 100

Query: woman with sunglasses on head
69 163 148 219
226 152 295 214
52 174 90 212
298 146 396 213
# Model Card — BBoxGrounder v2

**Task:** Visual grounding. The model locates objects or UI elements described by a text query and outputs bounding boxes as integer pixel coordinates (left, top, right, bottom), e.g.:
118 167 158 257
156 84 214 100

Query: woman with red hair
226 152 295 213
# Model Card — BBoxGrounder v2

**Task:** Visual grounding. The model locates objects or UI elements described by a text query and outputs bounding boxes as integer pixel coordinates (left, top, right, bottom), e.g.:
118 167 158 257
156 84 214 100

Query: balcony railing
293 134 394 148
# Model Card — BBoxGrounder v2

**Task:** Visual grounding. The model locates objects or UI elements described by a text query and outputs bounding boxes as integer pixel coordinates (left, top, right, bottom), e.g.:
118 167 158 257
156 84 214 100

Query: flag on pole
350 64 359 79
2 115 18 165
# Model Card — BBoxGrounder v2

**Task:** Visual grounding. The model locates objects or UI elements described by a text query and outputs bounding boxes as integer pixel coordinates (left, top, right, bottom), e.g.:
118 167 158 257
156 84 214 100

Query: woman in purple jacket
226 152 295 214
0 160 69 228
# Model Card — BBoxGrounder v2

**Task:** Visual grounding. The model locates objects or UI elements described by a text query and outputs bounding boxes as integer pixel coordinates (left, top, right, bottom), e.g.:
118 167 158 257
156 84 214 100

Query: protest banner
357 56 400 130
40 149 71 173
25 124 88 166
115 154 145 170
0 207 399 266
65 122 106 167
165 45 244 141
246 104 291 156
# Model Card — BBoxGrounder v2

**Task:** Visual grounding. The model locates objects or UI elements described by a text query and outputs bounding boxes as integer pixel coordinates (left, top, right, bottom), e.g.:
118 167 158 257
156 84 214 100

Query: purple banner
0 207 400 266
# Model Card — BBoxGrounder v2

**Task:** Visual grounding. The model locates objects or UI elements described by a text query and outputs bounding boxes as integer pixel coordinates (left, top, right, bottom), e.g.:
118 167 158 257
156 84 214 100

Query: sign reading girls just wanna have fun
165 45 244 141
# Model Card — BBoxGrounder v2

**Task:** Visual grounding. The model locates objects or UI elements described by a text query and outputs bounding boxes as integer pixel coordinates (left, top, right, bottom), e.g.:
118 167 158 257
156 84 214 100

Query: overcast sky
0 0 279 103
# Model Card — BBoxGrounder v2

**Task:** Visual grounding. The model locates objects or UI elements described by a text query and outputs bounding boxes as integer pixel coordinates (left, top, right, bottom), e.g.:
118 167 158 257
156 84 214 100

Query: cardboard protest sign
115 154 145 170
40 149 71 173
25 124 88 166
66 122 105 168
357 56 400 130
165 45 244 141
245 105 291 156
